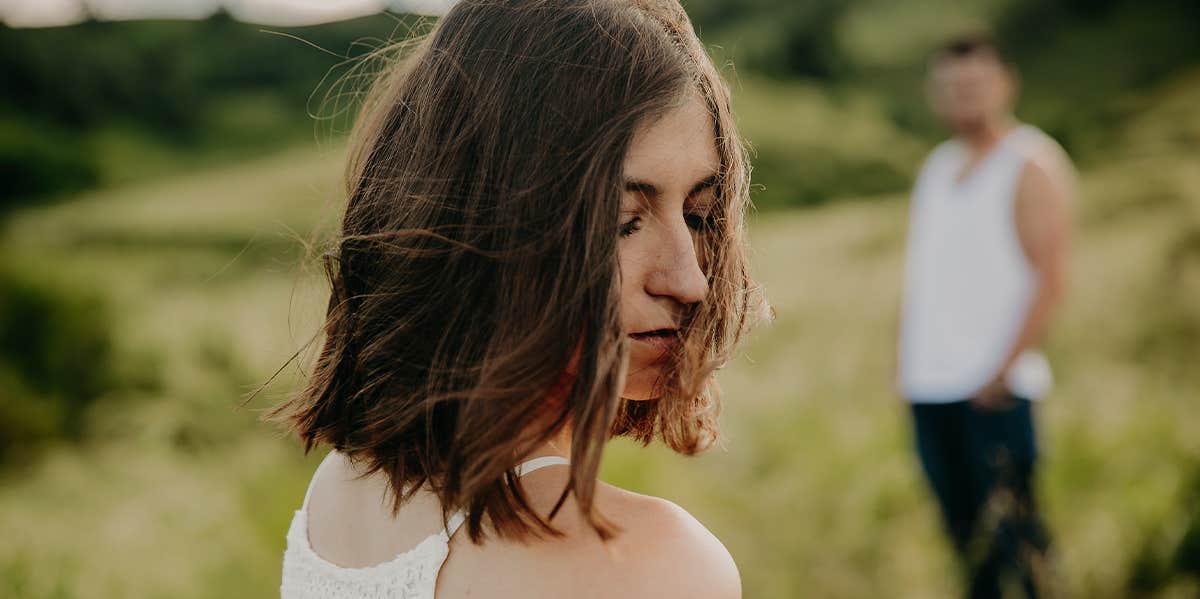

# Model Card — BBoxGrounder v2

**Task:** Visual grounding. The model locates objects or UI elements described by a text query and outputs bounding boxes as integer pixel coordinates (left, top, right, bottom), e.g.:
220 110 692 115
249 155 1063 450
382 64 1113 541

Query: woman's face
618 95 718 400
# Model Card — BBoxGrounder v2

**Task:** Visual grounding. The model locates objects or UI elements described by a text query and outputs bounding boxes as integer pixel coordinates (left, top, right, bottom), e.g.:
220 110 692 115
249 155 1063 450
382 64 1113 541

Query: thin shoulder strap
443 455 570 538
301 451 338 511
513 455 570 477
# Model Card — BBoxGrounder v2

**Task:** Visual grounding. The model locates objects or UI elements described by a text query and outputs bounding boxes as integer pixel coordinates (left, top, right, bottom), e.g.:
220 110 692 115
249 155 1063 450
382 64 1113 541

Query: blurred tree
993 0 1200 159
0 11 411 203
685 0 856 80
688 0 1200 161
0 268 115 461
2 1 1198 207
0 118 97 208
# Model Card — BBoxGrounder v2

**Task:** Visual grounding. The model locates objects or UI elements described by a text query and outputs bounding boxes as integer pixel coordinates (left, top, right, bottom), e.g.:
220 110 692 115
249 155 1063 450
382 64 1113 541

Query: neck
524 424 573 463
958 114 1017 153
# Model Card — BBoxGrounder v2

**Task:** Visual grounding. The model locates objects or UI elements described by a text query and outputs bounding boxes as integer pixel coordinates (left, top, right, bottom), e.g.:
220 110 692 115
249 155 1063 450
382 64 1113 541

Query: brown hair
936 31 1007 63
268 0 760 542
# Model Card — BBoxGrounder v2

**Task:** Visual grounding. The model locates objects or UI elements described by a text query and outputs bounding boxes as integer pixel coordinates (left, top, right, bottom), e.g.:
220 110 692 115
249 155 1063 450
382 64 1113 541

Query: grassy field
2 73 1199 597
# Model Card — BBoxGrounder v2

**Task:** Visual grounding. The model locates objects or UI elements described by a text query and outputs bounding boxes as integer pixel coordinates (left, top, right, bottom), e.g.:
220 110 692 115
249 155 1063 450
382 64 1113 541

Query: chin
621 365 666 401
948 113 986 133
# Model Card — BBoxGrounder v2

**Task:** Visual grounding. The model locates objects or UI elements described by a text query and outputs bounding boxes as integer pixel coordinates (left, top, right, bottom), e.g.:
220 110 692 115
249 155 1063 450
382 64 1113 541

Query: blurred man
897 34 1074 598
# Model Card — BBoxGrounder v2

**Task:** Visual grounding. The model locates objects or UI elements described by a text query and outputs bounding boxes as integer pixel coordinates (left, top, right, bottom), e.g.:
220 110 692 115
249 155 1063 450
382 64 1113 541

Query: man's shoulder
1013 126 1076 200
1015 126 1074 172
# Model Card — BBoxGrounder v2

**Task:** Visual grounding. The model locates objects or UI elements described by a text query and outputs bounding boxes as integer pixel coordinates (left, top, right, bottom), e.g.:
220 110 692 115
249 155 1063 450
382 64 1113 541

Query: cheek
616 239 647 331
615 239 665 401
932 87 958 115
988 79 1010 107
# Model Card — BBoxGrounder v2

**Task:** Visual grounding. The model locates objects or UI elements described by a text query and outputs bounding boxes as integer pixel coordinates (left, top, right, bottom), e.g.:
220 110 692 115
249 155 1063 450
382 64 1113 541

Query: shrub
0 119 97 209
0 267 115 460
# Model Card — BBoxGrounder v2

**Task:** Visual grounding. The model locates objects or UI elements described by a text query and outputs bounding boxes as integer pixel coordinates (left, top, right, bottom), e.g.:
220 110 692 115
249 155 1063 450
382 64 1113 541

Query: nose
645 217 708 306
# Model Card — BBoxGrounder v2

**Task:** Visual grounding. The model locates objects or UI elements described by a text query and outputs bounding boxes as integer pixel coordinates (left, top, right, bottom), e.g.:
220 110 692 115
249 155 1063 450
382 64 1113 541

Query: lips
629 329 680 358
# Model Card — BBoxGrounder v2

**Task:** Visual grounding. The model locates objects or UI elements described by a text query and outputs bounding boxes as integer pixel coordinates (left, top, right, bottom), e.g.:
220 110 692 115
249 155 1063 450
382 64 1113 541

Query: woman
272 0 761 597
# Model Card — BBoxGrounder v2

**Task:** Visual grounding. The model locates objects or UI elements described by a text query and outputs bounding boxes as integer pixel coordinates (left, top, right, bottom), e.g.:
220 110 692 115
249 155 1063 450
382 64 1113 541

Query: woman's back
280 452 562 598
282 452 739 599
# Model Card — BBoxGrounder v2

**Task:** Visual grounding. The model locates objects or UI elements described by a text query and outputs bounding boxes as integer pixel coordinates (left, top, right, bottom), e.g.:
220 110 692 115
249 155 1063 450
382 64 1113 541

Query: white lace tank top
280 453 571 599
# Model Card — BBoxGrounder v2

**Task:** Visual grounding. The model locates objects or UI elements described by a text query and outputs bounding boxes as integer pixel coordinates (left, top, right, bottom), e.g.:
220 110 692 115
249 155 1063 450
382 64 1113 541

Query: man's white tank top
280 452 570 599
898 124 1054 403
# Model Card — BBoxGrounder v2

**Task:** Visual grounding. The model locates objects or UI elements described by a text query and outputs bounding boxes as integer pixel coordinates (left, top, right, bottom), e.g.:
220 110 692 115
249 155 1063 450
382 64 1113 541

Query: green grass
1 75 1199 598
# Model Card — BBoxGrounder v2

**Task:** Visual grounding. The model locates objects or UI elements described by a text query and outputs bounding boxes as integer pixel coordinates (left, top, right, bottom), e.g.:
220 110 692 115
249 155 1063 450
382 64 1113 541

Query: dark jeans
912 398 1052 599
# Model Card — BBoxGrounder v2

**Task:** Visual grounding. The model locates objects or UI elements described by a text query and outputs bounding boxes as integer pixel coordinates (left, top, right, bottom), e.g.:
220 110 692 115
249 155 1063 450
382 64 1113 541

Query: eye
619 216 643 237
684 212 713 232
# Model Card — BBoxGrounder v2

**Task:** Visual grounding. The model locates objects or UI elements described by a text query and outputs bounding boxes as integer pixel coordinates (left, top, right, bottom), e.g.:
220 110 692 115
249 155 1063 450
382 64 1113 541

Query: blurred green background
2 0 1199 597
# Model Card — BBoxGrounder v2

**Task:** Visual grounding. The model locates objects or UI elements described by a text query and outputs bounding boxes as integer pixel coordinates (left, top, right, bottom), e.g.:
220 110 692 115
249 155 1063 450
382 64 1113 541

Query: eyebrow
624 174 718 200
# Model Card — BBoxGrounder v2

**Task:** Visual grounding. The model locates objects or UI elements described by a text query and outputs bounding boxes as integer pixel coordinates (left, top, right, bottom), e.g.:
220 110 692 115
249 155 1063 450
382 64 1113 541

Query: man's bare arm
972 148 1075 408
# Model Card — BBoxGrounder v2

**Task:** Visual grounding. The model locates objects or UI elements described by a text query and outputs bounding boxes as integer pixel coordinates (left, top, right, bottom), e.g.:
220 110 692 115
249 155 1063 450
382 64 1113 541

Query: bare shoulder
438 475 741 599
603 486 742 599
1015 158 1072 215
1012 133 1074 260
1021 129 1077 201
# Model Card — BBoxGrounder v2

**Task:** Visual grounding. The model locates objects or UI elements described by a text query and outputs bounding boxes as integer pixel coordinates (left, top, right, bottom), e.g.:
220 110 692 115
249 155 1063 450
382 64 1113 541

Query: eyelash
619 213 715 238
619 217 643 237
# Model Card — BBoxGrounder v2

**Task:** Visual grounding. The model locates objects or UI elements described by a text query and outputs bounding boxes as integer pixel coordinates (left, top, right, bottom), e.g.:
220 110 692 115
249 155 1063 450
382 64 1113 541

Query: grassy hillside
1 72 1198 599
